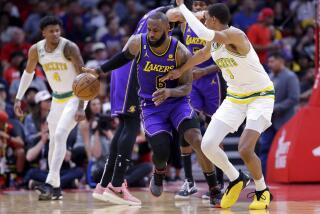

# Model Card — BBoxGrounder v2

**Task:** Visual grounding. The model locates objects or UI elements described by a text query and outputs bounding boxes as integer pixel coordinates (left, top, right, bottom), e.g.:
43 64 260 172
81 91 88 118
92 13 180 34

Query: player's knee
201 135 216 154
238 145 254 162
54 128 68 144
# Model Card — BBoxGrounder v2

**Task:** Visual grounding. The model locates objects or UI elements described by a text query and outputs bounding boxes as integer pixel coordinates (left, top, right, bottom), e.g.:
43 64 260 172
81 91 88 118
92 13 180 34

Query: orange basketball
72 73 100 101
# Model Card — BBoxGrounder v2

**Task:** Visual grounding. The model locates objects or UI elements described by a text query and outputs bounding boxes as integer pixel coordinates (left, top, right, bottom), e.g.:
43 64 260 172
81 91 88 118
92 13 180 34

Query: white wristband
16 71 35 100
179 4 215 41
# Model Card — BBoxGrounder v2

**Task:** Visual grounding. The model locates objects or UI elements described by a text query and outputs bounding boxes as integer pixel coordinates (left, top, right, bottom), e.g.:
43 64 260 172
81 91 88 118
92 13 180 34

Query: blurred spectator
294 26 315 62
85 42 108 68
78 97 105 160
0 27 31 68
23 90 51 145
290 0 316 25
247 8 279 66
232 0 258 32
9 59 48 102
100 16 124 56
86 43 109 98
23 1 49 43
0 111 25 176
0 84 14 118
259 52 300 176
3 51 25 86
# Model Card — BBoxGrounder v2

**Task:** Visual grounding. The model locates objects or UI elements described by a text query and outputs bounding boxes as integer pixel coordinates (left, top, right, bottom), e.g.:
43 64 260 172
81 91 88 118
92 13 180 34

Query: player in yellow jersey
162 0 274 210
14 16 86 200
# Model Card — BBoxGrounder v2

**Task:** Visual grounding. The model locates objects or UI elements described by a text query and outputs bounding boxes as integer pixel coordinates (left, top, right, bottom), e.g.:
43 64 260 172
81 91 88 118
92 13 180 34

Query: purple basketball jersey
111 7 170 116
137 34 184 104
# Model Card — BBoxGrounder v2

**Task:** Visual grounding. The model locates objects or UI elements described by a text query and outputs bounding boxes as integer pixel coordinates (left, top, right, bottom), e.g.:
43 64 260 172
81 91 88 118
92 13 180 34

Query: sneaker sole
174 195 190 200
92 193 109 202
103 192 141 206
174 189 197 200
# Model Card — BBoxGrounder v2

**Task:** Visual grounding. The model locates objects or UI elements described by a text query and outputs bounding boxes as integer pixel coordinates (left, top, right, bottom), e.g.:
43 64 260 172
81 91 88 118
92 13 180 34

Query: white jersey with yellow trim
37 37 77 93
210 27 273 96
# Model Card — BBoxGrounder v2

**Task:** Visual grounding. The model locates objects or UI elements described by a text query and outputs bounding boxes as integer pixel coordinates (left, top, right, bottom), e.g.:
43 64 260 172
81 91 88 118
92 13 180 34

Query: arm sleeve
16 71 35 100
99 50 135 73
178 4 215 41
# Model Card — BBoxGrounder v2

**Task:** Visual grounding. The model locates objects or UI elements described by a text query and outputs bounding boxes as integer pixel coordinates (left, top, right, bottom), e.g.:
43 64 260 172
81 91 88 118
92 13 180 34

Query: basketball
72 73 100 101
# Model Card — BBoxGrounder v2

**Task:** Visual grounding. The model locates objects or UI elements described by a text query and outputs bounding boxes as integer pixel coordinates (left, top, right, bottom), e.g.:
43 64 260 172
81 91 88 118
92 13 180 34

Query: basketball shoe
174 179 197 200
92 183 109 202
248 188 273 210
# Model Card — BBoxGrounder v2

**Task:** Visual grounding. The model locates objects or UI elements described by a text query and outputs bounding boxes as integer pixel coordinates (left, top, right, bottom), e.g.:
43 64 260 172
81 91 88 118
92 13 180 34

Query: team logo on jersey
185 35 206 46
128 105 136 113
187 27 191 33
167 54 174 61
143 61 174 73
144 51 149 58
39 49 45 58
211 79 216 85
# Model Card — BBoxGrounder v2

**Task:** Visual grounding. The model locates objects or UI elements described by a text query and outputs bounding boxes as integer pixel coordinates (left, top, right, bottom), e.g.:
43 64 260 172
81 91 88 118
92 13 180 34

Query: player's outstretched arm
177 2 250 54
82 35 141 75
160 41 211 81
14 45 38 117
193 64 220 80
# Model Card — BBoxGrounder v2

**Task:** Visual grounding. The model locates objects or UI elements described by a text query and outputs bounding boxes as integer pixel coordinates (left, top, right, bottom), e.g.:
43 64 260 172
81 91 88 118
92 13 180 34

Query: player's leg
92 116 124 201
174 83 202 200
201 100 249 208
201 73 225 189
148 132 172 197
102 115 141 206
35 100 63 200
38 98 80 200
243 99 274 210
175 138 198 200
178 118 222 207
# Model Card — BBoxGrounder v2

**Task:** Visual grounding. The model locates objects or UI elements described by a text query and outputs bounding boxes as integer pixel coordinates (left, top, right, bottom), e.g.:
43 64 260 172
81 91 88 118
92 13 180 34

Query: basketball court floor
1 182 320 214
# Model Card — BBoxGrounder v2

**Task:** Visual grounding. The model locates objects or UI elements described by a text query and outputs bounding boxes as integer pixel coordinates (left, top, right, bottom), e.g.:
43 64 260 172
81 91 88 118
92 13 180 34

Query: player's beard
148 32 167 48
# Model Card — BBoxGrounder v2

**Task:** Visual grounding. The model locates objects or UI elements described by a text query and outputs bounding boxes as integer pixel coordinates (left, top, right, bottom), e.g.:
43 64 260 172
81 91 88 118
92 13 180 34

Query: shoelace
247 191 266 201
180 180 190 192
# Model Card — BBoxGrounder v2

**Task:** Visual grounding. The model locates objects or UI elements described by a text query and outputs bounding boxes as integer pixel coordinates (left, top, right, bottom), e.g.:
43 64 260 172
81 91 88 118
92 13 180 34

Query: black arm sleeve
99 49 135 73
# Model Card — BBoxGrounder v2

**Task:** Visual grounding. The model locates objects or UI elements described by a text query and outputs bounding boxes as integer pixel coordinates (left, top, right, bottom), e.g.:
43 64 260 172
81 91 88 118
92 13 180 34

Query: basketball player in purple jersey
87 6 175 206
168 0 224 200
83 11 222 207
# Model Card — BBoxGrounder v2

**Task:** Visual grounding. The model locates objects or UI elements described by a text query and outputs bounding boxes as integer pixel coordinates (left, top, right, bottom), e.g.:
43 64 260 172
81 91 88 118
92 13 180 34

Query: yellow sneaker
248 188 273 210
220 170 250 209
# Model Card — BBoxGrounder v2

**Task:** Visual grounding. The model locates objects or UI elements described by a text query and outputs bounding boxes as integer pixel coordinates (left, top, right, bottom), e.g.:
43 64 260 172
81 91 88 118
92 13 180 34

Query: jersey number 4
53 72 61 82
156 76 166 89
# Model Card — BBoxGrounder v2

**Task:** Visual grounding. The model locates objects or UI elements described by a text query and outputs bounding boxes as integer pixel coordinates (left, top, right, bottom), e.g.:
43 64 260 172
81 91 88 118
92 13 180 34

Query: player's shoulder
225 26 246 36
28 43 39 57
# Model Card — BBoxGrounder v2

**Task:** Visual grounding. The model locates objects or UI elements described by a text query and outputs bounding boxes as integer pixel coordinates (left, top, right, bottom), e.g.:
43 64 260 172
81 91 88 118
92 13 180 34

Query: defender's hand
152 88 171 106
160 68 184 82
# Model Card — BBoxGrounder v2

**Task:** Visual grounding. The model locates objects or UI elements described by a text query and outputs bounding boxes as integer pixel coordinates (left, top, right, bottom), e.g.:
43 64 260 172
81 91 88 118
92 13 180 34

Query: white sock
254 176 267 191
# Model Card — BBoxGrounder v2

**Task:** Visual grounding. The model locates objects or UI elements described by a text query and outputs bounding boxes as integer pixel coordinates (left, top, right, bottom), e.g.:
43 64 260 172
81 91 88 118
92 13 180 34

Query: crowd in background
0 0 316 189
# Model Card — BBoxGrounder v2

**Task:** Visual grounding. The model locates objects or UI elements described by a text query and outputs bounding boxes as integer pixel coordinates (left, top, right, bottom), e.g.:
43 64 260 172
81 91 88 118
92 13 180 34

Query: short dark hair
208 3 231 25
149 12 169 24
269 51 285 60
39 15 63 31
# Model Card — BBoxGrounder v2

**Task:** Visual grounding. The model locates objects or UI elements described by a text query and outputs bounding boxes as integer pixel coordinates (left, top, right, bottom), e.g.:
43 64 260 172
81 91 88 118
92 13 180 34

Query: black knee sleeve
147 133 171 169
